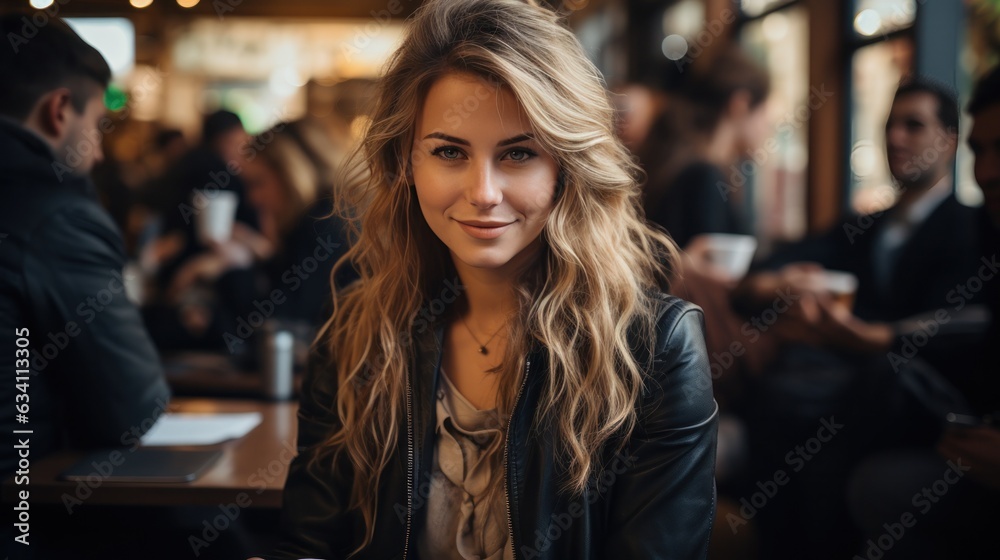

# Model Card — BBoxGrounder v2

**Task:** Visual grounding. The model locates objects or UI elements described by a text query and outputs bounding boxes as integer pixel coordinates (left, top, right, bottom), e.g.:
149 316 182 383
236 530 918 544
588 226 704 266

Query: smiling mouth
454 219 515 239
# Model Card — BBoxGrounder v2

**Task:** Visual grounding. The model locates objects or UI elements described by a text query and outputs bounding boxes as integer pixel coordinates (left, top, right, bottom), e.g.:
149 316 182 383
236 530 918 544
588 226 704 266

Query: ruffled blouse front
415 368 514 560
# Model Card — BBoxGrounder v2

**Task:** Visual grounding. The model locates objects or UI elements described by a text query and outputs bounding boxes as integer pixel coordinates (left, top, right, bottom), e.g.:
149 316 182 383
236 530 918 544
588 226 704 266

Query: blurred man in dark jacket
0 13 171 481
731 77 985 560
846 65 1000 560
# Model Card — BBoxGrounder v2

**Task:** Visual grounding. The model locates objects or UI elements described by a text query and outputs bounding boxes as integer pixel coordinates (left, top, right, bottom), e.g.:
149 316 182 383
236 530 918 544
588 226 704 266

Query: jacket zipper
504 356 532 560
404 353 531 559
403 369 414 560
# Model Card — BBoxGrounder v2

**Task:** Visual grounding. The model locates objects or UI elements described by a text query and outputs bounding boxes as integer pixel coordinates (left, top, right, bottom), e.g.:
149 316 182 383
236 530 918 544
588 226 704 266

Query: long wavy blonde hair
318 0 680 553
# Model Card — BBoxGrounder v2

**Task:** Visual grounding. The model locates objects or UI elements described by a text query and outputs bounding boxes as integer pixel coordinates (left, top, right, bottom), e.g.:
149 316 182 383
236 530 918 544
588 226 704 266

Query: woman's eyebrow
423 132 469 145
497 133 533 146
421 132 534 147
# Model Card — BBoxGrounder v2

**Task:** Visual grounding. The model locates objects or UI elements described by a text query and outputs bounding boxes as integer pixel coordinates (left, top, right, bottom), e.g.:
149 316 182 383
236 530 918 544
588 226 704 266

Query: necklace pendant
479 346 488 355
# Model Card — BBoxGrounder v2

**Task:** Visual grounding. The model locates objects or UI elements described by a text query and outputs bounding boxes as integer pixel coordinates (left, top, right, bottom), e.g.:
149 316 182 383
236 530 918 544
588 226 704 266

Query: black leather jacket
265 293 718 559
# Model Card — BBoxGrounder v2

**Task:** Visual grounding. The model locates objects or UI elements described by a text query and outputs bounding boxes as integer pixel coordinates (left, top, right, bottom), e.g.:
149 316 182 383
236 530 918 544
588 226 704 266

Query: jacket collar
886 174 953 228
0 114 56 149
0 116 95 196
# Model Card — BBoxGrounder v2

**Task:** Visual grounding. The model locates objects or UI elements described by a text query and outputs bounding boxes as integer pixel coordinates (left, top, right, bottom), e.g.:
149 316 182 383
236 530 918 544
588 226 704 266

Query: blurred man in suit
731 77 985 559
846 65 1000 560
736 78 981 369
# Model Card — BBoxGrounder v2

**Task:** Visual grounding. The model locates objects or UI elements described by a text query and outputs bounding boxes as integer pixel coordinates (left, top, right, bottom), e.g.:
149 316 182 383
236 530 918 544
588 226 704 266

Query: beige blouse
415 368 514 560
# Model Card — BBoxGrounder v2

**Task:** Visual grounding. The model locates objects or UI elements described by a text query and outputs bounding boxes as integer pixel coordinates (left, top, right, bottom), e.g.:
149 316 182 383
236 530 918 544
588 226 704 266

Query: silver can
261 329 295 400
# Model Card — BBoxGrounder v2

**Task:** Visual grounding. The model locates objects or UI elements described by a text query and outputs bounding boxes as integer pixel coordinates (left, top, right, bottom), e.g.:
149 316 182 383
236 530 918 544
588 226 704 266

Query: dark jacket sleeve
603 301 719 559
754 222 854 272
23 205 170 447
265 344 354 560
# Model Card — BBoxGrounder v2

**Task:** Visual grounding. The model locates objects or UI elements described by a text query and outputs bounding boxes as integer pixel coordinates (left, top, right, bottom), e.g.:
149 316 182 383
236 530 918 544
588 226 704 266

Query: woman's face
411 72 559 275
737 101 771 156
242 156 290 242
243 157 287 217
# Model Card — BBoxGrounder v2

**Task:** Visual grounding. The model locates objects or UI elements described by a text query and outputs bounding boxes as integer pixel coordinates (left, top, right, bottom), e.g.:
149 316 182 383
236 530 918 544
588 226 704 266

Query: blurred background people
643 46 768 253
846 64 1000 560
207 118 356 352
138 110 256 352
730 77 986 559
0 10 170 540
148 109 257 283
144 119 353 364
736 78 982 376
135 128 189 218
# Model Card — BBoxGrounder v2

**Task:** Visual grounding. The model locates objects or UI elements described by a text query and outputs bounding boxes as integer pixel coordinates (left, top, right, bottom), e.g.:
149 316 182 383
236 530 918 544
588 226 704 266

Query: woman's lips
455 220 514 239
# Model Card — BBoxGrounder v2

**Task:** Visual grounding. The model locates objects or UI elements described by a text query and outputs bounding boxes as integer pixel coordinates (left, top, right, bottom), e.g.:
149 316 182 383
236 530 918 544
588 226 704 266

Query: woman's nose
465 162 503 208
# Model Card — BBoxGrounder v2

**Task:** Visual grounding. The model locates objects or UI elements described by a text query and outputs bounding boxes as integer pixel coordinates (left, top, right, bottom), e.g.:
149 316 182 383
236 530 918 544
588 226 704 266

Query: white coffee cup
195 190 238 245
122 261 146 305
821 270 858 310
695 233 758 281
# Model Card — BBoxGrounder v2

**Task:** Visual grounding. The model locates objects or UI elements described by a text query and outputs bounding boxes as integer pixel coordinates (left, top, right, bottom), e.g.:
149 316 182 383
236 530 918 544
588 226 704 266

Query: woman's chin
447 237 543 273
452 251 515 271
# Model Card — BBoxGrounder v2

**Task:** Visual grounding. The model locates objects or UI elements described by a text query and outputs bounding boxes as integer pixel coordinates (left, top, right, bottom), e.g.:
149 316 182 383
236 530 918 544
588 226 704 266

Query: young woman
259 1 717 558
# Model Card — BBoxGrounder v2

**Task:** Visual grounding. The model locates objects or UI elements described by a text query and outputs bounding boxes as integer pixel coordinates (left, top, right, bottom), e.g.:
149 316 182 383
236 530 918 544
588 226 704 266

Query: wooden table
2 398 298 509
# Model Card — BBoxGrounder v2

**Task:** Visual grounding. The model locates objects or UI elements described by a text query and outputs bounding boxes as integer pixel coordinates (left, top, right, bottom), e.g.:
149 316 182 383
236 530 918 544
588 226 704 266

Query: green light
104 85 128 112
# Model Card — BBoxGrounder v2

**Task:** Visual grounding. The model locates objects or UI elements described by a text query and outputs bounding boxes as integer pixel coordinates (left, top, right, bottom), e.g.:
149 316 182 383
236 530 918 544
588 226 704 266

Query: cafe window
739 1 809 246
846 0 991 213
65 18 135 79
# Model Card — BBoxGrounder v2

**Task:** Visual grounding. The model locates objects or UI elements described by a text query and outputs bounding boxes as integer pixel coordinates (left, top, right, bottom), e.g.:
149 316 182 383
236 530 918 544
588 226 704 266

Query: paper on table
140 412 263 446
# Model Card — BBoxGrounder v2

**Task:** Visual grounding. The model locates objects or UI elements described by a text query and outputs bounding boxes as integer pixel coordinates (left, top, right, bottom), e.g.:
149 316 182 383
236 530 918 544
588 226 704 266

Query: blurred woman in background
152 118 353 354
230 118 355 328
643 46 770 253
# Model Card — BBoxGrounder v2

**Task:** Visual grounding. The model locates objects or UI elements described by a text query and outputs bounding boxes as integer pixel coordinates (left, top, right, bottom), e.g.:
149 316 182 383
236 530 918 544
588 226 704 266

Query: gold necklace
459 316 505 355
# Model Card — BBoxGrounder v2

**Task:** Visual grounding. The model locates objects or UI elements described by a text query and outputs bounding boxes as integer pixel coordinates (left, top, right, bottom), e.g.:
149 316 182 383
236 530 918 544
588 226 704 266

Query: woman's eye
505 149 534 162
432 146 462 160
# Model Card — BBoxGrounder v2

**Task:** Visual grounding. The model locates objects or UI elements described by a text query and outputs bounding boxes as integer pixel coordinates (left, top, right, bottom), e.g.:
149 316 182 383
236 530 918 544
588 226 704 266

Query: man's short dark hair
968 65 1000 116
893 76 960 133
201 110 244 145
0 12 111 121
